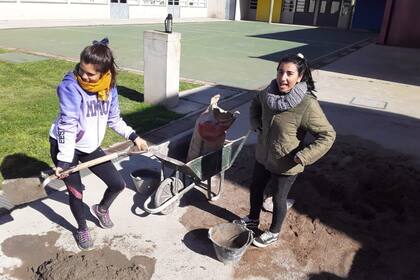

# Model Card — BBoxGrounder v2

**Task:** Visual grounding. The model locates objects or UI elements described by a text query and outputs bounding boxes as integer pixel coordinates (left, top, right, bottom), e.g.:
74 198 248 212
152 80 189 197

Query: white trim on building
0 0 207 20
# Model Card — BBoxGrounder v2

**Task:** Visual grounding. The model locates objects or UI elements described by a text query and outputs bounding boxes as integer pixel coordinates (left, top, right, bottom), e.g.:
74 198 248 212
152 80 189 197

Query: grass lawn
0 52 200 184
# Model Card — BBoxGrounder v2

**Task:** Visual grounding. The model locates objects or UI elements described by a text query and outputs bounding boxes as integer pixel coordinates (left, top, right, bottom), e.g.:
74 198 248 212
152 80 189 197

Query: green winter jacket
250 88 336 175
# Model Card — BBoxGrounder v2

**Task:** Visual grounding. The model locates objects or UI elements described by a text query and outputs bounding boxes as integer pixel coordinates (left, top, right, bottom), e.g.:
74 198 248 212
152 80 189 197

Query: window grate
250 0 257 9
179 0 206 7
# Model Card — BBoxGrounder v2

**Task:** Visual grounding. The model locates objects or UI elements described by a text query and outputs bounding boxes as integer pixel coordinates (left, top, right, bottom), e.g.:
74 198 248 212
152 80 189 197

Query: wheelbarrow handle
229 130 251 164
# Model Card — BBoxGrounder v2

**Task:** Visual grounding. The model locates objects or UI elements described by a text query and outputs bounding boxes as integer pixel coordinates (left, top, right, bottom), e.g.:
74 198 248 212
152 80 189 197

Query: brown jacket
250 88 336 175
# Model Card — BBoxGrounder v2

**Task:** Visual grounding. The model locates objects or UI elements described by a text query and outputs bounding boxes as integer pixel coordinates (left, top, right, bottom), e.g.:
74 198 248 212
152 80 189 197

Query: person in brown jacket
234 53 336 247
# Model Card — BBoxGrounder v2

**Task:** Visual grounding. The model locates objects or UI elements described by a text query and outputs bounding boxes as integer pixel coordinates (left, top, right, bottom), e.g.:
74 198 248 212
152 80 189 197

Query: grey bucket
130 169 160 194
208 223 253 264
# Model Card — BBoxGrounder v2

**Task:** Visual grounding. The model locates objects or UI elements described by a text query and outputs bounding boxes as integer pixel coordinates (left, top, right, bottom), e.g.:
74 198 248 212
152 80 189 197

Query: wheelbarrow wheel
153 177 183 215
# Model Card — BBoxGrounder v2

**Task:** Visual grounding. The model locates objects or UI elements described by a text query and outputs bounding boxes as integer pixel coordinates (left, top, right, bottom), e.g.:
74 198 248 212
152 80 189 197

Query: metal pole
269 0 275 23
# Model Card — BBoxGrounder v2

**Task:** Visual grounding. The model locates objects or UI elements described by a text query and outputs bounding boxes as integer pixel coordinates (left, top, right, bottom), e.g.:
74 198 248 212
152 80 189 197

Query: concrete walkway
1 42 420 279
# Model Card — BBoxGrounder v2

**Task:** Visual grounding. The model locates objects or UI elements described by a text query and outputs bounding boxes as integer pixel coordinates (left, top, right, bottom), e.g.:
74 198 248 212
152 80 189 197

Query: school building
1 0 419 48
0 0 208 21
235 0 420 47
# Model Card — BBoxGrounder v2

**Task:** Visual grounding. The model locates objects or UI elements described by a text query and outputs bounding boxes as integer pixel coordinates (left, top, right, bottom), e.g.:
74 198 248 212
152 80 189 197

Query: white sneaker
252 231 279 248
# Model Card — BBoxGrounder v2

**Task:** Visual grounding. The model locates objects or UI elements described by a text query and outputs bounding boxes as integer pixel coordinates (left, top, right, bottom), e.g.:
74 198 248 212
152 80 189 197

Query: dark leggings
249 161 297 233
50 138 126 230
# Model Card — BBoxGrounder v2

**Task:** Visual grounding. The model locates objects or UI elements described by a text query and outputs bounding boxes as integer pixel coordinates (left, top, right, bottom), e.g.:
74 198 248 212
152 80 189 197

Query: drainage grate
0 53 48 63
350 97 388 109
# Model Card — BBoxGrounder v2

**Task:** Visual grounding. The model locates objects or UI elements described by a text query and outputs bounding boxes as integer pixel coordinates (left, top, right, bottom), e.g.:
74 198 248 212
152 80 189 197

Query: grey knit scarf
265 79 307 113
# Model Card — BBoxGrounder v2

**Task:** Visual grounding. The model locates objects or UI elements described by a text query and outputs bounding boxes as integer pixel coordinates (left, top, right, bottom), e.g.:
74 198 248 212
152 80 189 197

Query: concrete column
143 30 181 108
269 0 274 23
234 0 241 21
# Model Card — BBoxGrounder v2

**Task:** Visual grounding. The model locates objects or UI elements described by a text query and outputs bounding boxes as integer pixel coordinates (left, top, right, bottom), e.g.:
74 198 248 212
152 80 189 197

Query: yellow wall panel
273 0 283 23
256 0 283 23
256 0 270 21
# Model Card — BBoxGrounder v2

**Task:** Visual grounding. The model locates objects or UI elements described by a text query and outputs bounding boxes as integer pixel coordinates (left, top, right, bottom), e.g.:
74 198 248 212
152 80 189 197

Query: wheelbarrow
143 132 249 214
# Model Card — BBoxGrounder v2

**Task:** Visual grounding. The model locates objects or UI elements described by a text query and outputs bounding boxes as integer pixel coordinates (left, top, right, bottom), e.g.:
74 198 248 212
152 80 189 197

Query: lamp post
165 13 173 33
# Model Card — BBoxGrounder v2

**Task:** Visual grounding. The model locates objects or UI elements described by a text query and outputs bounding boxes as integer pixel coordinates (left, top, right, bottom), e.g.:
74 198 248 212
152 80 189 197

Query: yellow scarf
76 71 112 101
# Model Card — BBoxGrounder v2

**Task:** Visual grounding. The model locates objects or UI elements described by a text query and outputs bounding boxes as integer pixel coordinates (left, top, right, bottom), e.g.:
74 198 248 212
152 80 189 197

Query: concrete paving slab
313 44 420 120
169 98 206 115
349 96 388 109
320 43 420 87
180 85 244 105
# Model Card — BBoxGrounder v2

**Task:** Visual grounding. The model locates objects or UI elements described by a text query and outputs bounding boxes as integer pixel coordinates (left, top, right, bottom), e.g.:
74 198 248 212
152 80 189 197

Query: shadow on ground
182 228 218 261
0 153 50 180
117 85 144 102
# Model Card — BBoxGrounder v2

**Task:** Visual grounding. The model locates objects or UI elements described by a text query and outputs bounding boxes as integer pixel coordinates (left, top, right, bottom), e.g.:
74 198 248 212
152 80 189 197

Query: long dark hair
277 54 315 92
79 38 117 87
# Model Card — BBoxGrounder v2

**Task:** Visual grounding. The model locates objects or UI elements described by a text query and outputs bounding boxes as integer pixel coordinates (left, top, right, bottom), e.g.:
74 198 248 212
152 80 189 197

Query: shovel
1 145 149 206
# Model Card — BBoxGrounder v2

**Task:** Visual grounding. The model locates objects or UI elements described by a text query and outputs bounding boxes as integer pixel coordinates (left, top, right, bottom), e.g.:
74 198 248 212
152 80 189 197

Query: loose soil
180 134 420 279
1 231 155 280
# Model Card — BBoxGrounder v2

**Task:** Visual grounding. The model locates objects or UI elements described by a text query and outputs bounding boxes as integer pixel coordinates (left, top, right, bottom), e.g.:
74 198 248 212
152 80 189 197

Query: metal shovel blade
2 177 47 205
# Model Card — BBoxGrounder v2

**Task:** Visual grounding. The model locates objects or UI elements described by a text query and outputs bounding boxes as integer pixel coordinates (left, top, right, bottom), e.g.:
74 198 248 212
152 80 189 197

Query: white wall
180 7 207 18
129 5 167 19
0 3 109 20
207 0 226 19
0 3 207 20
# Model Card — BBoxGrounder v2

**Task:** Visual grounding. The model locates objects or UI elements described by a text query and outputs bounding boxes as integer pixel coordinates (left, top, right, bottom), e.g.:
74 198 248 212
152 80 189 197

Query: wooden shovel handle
41 147 150 188
61 145 148 176
61 152 122 176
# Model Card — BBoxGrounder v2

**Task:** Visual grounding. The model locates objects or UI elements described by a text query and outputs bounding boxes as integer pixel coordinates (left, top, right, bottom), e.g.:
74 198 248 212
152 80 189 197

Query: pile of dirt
180 135 420 279
32 248 154 280
1 232 155 280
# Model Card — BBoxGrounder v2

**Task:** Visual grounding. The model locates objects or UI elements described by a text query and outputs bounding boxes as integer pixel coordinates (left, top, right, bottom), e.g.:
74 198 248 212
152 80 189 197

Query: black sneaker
232 216 259 230
75 228 93 250
91 204 114 229
252 231 279 248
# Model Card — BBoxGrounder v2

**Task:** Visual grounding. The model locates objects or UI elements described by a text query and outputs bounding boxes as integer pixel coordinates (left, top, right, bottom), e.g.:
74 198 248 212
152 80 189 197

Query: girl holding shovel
49 38 148 250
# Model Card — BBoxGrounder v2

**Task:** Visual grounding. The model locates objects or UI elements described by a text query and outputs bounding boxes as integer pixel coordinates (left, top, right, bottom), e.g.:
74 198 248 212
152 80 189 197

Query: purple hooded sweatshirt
49 72 136 166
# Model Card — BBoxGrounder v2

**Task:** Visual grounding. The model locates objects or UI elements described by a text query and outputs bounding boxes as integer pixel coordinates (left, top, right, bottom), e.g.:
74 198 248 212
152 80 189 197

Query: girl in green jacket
235 53 336 248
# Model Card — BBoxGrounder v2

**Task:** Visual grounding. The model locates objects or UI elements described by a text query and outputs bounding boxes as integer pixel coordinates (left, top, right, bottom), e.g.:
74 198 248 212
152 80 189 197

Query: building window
331 0 341 14
296 0 316 13
19 0 67 3
139 0 165 5
250 0 257 9
179 0 206 7
308 0 315 12
282 0 294 12
296 0 305 12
